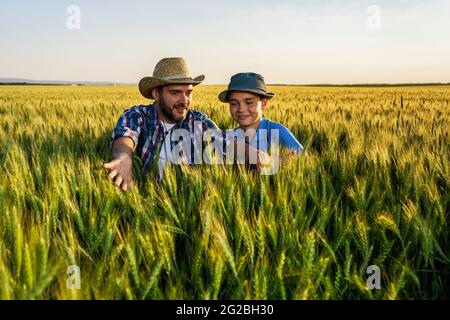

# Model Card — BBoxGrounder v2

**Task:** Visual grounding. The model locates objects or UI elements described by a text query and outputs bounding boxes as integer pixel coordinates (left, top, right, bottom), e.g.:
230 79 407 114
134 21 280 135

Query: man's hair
151 86 164 101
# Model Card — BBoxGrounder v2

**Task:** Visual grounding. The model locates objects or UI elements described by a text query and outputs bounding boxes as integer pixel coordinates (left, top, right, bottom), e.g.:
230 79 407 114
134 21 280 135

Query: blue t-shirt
234 118 303 153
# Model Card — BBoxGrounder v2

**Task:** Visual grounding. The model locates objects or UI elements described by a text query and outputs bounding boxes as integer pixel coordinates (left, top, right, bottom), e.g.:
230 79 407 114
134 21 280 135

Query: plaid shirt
109 103 221 173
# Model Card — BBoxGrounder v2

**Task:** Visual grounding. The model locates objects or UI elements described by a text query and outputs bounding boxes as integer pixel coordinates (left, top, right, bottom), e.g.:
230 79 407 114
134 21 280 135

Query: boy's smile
229 91 267 131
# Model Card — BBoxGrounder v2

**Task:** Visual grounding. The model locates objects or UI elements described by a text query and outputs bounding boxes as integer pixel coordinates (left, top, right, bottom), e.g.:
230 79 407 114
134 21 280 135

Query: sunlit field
0 85 448 299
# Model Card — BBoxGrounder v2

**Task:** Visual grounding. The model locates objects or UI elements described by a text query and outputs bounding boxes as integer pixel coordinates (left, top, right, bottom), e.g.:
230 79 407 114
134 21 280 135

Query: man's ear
152 88 159 101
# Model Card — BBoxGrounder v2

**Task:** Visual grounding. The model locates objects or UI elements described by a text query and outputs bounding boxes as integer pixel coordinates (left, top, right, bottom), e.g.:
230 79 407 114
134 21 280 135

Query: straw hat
139 57 205 99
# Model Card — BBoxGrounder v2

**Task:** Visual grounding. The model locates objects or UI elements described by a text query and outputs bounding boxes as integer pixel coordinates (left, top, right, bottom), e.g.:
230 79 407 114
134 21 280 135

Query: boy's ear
261 98 268 110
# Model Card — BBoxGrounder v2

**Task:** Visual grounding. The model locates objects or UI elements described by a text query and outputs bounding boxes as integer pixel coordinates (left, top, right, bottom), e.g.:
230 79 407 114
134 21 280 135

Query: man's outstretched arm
104 137 135 191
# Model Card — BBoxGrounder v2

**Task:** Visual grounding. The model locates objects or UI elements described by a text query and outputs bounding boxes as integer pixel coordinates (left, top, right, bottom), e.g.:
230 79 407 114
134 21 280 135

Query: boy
219 72 303 171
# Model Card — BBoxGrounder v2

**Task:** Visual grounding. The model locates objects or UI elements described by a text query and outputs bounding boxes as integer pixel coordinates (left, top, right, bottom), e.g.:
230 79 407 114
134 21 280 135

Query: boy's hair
228 91 266 101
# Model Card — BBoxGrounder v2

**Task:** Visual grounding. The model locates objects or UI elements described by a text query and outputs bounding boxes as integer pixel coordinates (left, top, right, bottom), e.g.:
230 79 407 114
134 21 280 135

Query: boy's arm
279 126 303 153
196 112 275 166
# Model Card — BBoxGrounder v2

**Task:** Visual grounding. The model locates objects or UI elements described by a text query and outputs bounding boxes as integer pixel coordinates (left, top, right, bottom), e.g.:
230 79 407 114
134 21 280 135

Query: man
104 57 220 191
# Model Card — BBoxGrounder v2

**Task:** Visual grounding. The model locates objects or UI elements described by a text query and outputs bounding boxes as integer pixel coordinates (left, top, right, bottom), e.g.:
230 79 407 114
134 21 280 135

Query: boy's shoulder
261 118 303 152
259 118 291 132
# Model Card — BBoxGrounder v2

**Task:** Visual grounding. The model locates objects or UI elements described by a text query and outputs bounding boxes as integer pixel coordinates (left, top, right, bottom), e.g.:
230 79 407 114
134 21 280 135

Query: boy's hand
257 151 280 175
257 150 272 167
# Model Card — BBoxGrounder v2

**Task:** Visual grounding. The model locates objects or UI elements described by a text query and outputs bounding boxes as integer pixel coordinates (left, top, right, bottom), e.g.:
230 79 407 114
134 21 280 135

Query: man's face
229 91 267 129
154 84 193 123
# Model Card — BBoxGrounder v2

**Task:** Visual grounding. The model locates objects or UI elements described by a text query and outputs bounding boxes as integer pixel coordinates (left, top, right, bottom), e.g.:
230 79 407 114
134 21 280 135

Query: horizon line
1 78 450 88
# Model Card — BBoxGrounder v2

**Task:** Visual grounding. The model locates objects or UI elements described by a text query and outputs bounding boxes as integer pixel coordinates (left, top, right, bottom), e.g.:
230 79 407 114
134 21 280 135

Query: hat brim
139 75 205 99
218 89 275 103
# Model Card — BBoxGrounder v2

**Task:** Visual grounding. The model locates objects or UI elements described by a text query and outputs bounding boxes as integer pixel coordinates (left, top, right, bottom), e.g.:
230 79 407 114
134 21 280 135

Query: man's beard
159 96 188 123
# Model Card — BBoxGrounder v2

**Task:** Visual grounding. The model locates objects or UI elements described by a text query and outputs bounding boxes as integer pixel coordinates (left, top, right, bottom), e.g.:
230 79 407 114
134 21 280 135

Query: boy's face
229 91 267 129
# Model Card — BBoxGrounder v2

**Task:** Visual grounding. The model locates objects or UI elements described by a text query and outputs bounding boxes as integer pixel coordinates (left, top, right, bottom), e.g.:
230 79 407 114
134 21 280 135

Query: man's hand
104 137 135 191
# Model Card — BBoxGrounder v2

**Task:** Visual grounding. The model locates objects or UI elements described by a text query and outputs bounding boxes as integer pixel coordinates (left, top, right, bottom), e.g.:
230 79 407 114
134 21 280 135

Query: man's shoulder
124 103 154 115
188 109 212 121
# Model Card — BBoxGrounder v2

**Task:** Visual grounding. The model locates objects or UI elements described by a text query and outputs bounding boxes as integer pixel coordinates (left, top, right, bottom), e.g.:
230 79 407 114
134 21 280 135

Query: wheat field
0 85 448 299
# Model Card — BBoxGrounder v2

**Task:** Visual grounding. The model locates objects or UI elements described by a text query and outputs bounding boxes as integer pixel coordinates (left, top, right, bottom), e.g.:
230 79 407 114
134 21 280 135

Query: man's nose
180 94 190 105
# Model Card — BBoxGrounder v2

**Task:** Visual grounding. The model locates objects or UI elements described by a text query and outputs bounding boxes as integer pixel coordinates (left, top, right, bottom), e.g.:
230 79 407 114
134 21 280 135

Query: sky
0 0 449 84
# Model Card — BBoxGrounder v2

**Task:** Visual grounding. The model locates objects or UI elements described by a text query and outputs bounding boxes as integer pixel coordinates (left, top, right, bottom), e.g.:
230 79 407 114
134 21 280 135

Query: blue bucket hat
218 72 275 103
